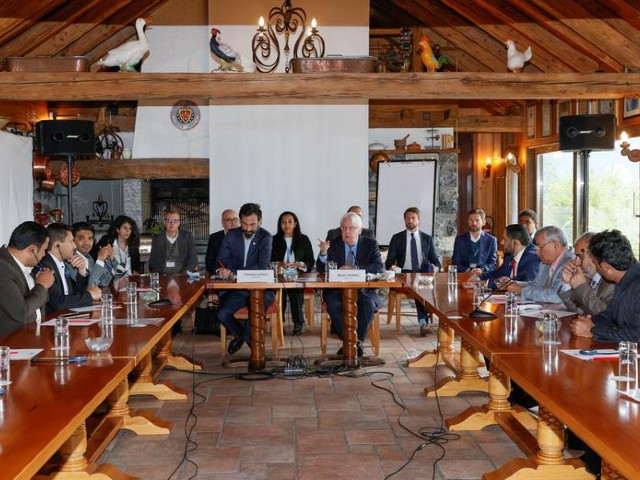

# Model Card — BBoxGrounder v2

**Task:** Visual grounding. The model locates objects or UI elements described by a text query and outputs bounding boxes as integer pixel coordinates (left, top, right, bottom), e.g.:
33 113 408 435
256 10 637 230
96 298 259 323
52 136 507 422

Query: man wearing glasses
148 210 198 275
317 212 384 357
507 225 574 303
205 209 239 275
558 232 615 315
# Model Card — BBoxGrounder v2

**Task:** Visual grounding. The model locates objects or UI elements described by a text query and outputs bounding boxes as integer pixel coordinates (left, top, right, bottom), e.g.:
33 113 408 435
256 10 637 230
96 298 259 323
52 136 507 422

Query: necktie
511 259 517 278
589 279 597 290
347 246 356 266
410 233 419 271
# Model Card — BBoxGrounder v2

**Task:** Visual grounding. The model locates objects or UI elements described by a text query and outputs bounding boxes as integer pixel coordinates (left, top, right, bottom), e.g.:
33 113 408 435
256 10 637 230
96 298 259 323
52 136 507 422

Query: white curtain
0 131 34 245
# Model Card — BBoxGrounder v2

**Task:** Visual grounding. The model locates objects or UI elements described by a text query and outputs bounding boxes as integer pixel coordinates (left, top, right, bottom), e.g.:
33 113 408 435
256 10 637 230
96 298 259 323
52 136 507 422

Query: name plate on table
328 269 366 282
236 270 275 283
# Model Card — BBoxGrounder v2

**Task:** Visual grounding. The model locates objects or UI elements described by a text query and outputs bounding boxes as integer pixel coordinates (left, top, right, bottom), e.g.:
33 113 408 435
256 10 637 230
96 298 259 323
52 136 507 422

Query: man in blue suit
216 203 274 354
317 212 384 357
452 209 498 274
480 224 540 289
385 207 441 336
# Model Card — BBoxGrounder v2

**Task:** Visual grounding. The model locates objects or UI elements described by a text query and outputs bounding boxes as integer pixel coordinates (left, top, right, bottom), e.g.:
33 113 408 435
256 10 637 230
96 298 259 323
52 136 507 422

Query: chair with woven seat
220 290 284 357
320 302 380 356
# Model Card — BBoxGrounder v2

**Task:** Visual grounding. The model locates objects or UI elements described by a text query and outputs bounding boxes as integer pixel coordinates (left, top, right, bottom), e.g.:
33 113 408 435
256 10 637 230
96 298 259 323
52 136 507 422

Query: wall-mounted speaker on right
35 120 95 157
559 114 616 151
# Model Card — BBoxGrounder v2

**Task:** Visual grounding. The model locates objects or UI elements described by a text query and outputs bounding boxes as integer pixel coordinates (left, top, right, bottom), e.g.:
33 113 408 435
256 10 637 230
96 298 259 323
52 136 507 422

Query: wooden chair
303 288 316 331
320 302 380 356
220 290 284 357
386 287 412 332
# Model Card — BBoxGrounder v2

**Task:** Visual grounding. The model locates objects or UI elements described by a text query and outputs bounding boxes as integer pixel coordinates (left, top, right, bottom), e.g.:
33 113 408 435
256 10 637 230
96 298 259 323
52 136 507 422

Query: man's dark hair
518 208 538 222
404 207 421 218
46 223 73 249
505 224 531 246
72 221 95 236
8 221 48 250
589 229 637 271
468 208 486 220
239 203 262 222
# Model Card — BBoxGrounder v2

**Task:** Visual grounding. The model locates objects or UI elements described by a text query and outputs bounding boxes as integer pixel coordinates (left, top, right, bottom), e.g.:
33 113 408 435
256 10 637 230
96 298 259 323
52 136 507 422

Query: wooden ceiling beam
49 157 208 180
0 0 64 46
0 72 638 102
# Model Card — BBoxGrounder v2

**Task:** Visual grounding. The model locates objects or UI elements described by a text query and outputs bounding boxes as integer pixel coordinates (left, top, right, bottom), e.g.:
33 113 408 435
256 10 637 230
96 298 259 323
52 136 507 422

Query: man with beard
70 222 114 287
480 223 540 289
452 208 498 274
559 232 615 315
215 203 274 354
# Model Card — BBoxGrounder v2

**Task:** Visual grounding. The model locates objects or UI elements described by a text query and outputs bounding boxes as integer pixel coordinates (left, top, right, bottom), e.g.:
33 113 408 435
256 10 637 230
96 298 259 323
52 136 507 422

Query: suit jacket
481 243 540 289
93 234 141 274
41 252 93 314
558 276 616 316
66 253 113 287
271 233 315 272
217 227 272 272
148 229 198 274
520 248 575 304
452 231 498 273
205 230 226 274
326 226 374 242
591 262 640 342
0 246 49 337
385 230 441 272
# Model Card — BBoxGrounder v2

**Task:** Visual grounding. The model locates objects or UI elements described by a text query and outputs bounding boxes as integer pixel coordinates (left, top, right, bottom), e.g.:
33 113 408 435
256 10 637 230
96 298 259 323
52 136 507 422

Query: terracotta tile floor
99 302 527 479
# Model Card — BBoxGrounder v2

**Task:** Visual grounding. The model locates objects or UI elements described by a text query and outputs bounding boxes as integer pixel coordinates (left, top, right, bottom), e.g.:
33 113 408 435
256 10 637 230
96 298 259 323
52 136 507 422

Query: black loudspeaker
35 120 95 156
559 114 616 151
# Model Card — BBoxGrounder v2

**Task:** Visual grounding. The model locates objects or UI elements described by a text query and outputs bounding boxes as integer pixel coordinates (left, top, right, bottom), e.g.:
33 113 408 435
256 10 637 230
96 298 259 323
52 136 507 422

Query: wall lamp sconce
482 157 492 178
505 151 521 174
620 131 640 162
252 0 325 73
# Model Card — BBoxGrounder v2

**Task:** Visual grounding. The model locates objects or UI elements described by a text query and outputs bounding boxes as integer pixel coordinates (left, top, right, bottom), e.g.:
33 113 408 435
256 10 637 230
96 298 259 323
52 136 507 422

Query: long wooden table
0 273 206 480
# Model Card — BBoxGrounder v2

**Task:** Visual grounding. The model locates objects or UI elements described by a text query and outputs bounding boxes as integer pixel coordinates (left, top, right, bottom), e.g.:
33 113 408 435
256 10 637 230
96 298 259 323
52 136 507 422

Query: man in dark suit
216 203 274 354
205 208 239 275
452 208 498 274
317 212 384 357
0 221 54 337
41 224 102 314
149 209 198 275
385 207 441 336
480 224 540 289
70 222 114 287
326 205 374 241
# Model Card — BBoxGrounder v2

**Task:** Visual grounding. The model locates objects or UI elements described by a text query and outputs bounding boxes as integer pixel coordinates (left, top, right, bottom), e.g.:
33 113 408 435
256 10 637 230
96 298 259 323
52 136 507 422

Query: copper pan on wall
32 155 49 180
39 167 56 192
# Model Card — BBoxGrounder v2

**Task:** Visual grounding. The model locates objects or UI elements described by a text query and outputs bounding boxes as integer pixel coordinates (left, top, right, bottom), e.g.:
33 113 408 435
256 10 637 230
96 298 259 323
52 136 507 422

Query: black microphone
468 271 525 319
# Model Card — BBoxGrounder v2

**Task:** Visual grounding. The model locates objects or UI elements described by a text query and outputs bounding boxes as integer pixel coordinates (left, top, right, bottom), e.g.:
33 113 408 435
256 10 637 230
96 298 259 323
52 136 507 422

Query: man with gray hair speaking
507 225 574 304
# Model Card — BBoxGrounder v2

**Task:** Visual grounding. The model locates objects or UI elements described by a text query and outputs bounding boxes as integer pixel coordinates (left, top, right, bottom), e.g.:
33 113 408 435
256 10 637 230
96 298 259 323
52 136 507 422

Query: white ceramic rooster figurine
505 39 532 73
98 18 150 71
209 28 255 73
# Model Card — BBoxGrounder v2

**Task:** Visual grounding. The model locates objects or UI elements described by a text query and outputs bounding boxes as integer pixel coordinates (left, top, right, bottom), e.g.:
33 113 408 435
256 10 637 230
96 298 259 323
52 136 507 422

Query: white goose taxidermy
99 18 151 72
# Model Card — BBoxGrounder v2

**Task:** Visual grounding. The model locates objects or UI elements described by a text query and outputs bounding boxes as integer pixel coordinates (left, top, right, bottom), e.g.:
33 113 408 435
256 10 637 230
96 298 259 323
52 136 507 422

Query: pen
591 356 618 361
31 355 88 364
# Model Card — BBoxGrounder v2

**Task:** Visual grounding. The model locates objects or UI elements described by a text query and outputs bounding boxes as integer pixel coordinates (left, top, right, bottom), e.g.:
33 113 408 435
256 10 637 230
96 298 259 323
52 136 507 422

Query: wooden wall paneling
457 133 475 234
421 27 489 73
48 158 208 179
0 0 64 46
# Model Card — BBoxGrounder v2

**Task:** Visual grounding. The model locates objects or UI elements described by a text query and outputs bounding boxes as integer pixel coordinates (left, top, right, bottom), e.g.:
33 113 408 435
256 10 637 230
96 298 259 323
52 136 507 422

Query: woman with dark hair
271 211 314 335
92 215 141 276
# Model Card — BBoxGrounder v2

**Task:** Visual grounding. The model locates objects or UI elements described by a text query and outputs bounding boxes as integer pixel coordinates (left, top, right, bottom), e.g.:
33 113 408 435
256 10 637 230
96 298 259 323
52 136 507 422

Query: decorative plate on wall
170 100 200 130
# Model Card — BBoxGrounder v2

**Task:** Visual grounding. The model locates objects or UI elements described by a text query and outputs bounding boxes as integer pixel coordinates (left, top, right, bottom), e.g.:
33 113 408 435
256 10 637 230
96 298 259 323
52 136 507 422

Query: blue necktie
347 246 356 266
410 233 419 271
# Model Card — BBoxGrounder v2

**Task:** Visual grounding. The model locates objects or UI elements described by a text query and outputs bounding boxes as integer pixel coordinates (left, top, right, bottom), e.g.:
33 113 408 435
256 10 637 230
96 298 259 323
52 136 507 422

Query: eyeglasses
223 217 239 223
341 226 359 232
164 219 180 224
535 241 554 250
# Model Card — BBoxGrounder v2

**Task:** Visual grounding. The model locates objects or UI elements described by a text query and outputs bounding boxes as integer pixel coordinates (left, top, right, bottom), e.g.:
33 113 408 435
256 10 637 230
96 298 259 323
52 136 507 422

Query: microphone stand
468 274 523 319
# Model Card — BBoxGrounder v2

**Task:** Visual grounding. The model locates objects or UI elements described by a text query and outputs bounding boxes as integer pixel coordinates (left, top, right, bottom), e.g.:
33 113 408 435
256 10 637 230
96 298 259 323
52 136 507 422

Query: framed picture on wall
527 104 536 138
623 98 640 118
599 99 616 115
541 100 552 137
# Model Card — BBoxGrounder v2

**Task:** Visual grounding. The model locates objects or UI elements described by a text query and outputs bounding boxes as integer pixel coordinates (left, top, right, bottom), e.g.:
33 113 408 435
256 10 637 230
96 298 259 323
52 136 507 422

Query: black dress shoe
356 341 365 358
227 338 244 355
293 323 304 335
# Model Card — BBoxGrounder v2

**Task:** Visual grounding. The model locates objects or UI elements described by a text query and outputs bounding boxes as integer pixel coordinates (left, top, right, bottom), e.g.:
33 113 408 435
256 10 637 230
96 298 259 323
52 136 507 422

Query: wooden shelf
0 72 638 102
49 157 208 179
369 148 460 154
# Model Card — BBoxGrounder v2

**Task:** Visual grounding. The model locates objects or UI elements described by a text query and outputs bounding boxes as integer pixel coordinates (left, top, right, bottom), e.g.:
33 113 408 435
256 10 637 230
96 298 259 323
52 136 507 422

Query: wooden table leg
249 289 266 371
129 352 187 400
446 363 536 432
426 338 487 397
483 406 593 480
408 322 455 367
106 378 172 436
341 287 358 367
155 320 203 372
33 421 138 480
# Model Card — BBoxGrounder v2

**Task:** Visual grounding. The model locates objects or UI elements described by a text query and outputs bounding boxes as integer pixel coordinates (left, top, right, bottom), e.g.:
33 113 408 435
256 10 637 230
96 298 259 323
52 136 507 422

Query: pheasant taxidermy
98 18 151 72
506 39 532 73
209 28 256 73
418 36 447 73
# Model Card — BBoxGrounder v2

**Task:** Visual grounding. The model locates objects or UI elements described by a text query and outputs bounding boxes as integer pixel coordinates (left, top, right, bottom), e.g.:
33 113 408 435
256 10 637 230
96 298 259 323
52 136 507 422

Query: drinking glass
618 341 638 395
542 313 560 345
54 317 70 351
150 272 160 291
447 265 457 284
126 281 137 304
101 293 114 324
0 346 10 387
325 261 337 281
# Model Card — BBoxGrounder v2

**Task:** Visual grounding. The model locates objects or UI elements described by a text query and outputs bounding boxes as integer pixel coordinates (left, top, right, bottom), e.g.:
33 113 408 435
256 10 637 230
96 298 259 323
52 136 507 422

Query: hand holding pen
35 268 55 289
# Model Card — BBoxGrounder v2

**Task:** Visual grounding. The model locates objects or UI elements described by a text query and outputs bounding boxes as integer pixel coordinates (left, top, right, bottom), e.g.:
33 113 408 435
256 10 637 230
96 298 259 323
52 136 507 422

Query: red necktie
511 259 517 278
